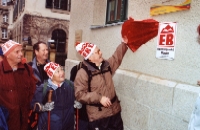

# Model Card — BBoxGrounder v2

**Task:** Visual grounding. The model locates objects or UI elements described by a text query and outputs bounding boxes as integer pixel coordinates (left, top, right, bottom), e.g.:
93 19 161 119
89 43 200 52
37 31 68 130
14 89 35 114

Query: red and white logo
156 22 177 60
44 62 60 78
158 24 175 47
76 42 96 60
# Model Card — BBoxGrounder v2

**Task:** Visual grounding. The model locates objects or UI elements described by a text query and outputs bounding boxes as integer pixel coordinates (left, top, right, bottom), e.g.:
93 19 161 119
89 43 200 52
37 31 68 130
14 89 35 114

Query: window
3 14 8 23
46 0 70 11
46 0 53 8
1 0 11 6
106 0 128 24
2 28 7 39
54 0 67 10
13 0 19 21
2 2 7 6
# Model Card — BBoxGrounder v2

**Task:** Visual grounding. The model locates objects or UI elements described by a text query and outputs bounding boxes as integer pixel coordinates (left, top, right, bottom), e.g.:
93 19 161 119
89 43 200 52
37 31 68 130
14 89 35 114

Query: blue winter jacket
0 105 8 130
38 79 75 130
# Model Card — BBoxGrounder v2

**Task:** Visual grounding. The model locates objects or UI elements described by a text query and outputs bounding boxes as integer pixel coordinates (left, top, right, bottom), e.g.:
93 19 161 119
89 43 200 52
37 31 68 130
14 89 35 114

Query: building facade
66 0 200 130
0 0 14 45
2 0 71 65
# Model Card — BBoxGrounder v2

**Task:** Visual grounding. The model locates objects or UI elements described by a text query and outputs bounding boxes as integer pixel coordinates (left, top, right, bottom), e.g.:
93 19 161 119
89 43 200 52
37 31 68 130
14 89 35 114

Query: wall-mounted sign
150 0 191 16
75 29 83 43
156 22 177 60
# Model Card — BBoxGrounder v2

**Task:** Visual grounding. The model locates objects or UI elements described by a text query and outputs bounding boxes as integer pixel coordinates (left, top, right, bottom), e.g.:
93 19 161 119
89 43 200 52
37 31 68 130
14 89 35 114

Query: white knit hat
44 62 60 79
1 40 22 56
76 42 96 60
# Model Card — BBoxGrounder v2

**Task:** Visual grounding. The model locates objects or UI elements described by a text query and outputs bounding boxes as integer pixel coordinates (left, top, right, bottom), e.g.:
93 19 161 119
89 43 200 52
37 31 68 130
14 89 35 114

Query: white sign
156 22 177 60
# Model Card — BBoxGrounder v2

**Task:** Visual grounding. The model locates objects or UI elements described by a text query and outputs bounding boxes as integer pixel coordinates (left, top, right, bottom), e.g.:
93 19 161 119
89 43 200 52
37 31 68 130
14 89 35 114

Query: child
36 62 75 130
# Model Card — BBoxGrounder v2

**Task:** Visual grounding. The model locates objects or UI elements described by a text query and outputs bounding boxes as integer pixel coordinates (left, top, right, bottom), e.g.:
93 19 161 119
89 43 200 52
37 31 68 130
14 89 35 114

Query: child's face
52 66 65 84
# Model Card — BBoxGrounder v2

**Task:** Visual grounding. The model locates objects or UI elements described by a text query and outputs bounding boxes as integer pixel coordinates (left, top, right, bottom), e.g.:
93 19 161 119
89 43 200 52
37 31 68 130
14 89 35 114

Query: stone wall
114 70 200 130
23 14 69 45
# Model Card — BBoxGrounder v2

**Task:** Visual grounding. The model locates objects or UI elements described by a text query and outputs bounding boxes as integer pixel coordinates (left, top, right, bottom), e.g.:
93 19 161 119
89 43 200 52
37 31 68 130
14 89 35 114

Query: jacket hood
84 60 109 72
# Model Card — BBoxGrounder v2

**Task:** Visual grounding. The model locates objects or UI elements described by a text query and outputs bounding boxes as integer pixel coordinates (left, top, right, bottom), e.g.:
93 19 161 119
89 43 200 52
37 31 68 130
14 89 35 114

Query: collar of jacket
31 57 41 82
2 57 25 72
32 57 50 82
32 57 49 69
84 59 110 72
47 79 64 90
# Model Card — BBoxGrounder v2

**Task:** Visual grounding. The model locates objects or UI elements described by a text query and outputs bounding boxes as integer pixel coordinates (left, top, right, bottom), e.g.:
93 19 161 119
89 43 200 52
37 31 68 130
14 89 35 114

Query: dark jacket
38 79 75 130
74 43 128 122
30 57 50 109
0 105 8 130
0 58 36 130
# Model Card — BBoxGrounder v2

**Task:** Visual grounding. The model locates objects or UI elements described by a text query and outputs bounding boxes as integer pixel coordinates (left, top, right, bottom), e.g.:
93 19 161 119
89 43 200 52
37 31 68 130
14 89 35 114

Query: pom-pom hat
76 42 96 60
1 40 22 56
44 62 60 79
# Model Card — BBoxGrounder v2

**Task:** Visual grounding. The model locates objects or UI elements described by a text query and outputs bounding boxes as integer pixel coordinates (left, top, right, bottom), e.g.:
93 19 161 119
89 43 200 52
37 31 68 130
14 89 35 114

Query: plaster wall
68 0 200 87
25 0 70 20
66 0 200 129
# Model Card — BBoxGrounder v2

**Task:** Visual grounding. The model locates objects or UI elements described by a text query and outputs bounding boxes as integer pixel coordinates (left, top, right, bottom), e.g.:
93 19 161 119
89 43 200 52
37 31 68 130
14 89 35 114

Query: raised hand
122 35 128 44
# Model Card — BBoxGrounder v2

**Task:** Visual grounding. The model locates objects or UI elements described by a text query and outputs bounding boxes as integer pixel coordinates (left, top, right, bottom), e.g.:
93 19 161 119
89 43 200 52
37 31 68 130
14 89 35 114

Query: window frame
2 2 7 6
13 0 19 22
106 0 128 24
46 0 53 8
3 14 8 23
54 0 68 10
2 28 8 39
46 0 70 11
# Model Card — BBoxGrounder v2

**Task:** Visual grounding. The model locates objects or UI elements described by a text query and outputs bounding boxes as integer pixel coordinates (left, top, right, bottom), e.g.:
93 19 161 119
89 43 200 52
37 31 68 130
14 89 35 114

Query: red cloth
121 17 159 52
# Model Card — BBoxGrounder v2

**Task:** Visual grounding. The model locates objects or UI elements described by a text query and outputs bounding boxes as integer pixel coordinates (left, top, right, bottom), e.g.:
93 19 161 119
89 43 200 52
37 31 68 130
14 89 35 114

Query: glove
41 102 54 111
74 100 82 109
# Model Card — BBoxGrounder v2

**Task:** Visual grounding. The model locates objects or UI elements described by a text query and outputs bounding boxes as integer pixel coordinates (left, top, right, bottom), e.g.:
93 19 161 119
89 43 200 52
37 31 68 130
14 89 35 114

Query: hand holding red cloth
121 17 159 52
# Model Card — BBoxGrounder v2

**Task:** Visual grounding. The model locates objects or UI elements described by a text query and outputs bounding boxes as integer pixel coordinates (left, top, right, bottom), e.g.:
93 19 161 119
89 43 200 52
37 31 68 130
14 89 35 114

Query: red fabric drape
121 17 159 52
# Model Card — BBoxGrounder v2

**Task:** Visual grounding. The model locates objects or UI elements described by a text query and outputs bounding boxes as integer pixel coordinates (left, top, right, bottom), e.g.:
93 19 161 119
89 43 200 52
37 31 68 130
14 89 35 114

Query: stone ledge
90 22 123 29
138 74 177 88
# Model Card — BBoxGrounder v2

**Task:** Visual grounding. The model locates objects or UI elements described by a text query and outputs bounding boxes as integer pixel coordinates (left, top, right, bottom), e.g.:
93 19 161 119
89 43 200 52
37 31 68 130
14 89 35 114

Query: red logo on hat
44 62 59 78
6 43 11 48
78 43 94 57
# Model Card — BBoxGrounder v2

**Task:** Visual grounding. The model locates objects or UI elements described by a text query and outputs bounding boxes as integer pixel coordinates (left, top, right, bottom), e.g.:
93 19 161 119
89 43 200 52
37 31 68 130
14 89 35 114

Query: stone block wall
65 59 200 130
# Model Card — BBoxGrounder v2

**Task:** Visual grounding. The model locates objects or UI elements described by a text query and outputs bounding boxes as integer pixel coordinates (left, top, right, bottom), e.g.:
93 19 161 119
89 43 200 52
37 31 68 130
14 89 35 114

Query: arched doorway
51 29 67 66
